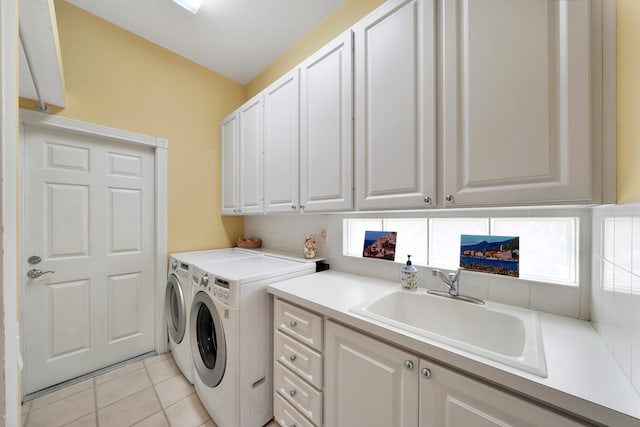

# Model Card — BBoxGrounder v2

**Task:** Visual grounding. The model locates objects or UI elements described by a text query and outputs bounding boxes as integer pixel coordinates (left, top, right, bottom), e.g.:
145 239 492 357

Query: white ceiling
65 0 345 84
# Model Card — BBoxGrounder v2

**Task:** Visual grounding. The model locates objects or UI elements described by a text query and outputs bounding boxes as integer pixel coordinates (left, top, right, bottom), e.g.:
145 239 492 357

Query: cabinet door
419 360 582 427
264 69 300 213
299 30 354 212
238 94 264 214
220 111 239 215
441 0 593 207
354 0 436 210
325 320 419 427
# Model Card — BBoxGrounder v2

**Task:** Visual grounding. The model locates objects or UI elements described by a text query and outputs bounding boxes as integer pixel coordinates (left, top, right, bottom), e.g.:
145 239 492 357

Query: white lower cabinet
419 360 584 427
274 393 316 427
325 320 419 427
273 299 324 427
325 320 583 427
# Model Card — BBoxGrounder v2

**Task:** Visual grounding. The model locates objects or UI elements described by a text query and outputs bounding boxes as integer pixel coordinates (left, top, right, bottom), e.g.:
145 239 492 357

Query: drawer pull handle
421 367 432 379
289 354 297 362
289 320 297 327
289 388 297 397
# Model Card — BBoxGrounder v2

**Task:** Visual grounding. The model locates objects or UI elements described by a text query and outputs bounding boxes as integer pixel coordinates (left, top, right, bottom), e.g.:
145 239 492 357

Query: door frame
2 0 20 424
18 109 169 396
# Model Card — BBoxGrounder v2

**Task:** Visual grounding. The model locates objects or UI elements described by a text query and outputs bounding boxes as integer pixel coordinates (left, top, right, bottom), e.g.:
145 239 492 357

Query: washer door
165 274 186 344
190 291 227 387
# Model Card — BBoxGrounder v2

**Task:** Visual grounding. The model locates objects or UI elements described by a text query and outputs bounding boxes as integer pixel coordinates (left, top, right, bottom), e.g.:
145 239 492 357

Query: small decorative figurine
303 234 317 259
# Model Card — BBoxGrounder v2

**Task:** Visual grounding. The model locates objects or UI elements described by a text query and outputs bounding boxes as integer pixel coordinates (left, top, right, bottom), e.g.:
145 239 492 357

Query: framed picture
363 230 397 261
460 234 519 277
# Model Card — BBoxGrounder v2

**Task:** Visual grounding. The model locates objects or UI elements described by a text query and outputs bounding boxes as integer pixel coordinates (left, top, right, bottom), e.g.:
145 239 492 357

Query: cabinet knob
424 196 432 204
421 367 432 379
289 354 297 362
289 388 297 397
445 194 454 203
289 320 297 327
404 360 414 370
291 205 297 210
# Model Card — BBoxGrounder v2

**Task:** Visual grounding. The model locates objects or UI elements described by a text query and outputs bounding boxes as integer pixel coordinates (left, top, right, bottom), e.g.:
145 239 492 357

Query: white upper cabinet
238 94 264 214
354 0 436 210
264 69 301 213
19 0 66 108
220 112 239 215
220 94 264 215
441 0 594 207
299 30 354 212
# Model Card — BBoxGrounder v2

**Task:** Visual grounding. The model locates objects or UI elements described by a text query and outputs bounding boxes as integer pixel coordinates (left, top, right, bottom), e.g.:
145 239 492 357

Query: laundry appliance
190 255 316 427
165 249 259 383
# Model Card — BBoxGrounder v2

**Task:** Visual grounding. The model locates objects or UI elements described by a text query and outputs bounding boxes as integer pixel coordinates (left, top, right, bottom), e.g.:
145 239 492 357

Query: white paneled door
23 125 156 395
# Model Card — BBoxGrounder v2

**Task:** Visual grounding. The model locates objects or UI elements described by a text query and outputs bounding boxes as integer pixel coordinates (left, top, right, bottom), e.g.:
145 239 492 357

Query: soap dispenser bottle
401 255 418 290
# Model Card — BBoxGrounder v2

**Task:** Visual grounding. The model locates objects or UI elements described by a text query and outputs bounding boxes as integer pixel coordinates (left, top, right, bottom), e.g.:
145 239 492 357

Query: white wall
244 207 591 320
591 203 640 394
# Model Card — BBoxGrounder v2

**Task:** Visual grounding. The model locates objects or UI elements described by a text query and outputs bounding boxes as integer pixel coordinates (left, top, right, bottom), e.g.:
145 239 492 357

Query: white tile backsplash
487 276 530 307
591 203 640 394
530 282 581 318
244 209 588 318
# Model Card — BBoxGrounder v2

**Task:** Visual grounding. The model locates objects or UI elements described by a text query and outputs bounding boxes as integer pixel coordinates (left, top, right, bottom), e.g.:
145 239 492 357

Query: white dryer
190 255 316 427
165 249 259 383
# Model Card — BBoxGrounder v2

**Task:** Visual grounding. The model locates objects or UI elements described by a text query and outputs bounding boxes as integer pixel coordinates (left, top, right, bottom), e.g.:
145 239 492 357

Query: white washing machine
190 255 316 427
165 249 260 383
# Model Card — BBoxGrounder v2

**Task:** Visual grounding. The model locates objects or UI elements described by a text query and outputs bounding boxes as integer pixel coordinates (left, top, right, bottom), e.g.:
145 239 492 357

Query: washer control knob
223 291 229 299
171 260 178 270
200 274 208 287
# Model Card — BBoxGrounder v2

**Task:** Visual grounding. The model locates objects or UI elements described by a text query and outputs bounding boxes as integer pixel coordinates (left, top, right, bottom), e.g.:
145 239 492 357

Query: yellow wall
617 0 640 203
50 0 244 253
245 0 385 98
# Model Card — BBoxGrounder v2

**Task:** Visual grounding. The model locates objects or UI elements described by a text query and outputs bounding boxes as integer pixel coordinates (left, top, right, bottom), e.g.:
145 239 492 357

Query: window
429 219 488 268
343 216 579 285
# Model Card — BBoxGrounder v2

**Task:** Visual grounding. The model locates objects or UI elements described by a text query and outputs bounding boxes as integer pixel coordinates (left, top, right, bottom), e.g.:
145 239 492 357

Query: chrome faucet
428 268 484 305
431 268 461 296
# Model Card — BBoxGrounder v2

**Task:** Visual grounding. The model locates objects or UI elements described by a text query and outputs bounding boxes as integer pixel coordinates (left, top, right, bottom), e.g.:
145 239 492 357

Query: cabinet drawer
275 299 323 351
275 362 323 426
274 392 315 427
275 330 323 389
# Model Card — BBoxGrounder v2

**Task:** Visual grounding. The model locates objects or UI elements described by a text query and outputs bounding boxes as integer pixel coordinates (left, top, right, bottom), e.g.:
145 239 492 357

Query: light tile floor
22 353 279 427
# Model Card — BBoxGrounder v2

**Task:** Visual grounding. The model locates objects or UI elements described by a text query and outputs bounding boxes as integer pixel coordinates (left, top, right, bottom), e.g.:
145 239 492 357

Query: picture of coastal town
363 231 397 261
460 234 519 277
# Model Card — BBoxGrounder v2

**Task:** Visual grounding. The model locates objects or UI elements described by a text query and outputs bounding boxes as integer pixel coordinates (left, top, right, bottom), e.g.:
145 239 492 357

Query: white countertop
267 270 640 427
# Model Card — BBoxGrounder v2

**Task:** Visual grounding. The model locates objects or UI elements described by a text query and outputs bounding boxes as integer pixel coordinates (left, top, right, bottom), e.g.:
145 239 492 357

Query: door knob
27 268 55 279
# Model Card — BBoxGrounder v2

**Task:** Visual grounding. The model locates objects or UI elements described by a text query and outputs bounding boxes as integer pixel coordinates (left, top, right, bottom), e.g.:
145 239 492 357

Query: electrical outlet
320 229 328 243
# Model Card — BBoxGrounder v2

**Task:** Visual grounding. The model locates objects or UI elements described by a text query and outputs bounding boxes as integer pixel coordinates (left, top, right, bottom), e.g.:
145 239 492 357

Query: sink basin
351 289 547 377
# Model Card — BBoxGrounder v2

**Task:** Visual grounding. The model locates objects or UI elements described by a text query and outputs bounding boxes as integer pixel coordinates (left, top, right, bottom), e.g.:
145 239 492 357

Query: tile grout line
143 360 172 427
22 402 30 427
93 379 99 427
